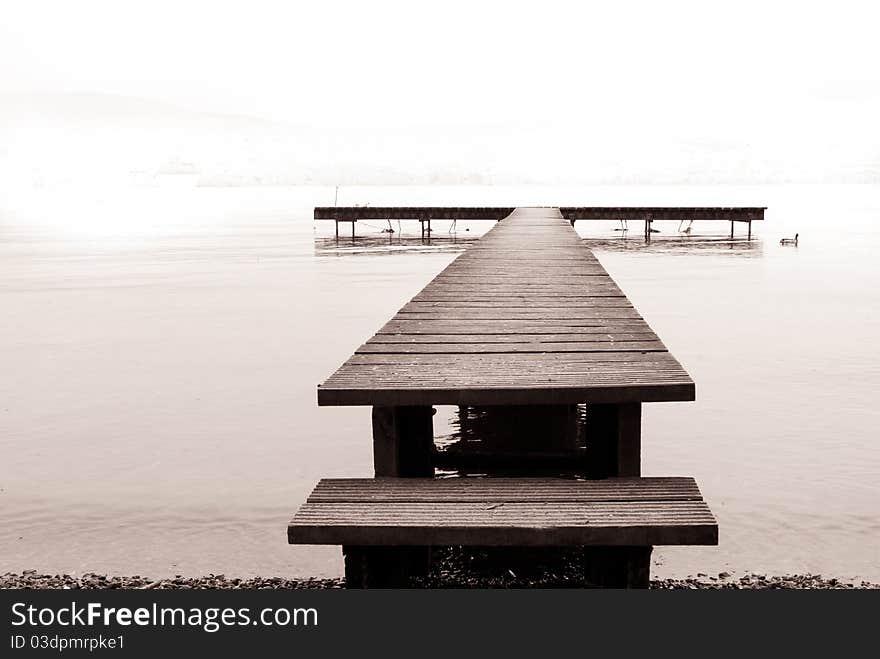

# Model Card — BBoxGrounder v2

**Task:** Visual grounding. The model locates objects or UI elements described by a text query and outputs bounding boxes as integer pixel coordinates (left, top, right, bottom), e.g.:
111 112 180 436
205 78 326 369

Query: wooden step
288 477 718 547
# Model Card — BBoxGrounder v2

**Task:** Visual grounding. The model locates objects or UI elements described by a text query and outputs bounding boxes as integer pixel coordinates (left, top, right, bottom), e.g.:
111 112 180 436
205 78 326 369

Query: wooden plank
406 301 634 309
377 321 658 335
308 477 704 502
317 383 695 406
449 259 604 264
377 320 656 334
345 352 683 365
411 294 628 301
288 476 718 546
356 342 667 354
393 311 640 321
432 272 611 277
418 284 625 291
367 333 660 344
342 355 688 369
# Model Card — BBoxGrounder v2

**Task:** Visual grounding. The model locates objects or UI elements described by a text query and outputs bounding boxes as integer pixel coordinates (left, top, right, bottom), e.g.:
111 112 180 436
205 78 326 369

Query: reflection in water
437 405 654 480
314 234 478 257
436 405 588 477
578 220 764 256
314 221 764 258
314 216 487 256
583 235 763 256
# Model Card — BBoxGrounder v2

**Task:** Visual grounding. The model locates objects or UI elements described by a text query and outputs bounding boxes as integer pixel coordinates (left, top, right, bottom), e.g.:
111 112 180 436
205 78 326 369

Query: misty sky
2 0 879 184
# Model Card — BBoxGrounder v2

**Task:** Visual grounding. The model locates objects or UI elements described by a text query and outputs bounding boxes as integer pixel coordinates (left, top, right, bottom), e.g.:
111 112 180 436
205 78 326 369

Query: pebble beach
3 571 875 590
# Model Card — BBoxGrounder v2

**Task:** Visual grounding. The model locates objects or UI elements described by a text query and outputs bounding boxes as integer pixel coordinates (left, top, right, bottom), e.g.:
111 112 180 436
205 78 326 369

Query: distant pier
315 206 767 240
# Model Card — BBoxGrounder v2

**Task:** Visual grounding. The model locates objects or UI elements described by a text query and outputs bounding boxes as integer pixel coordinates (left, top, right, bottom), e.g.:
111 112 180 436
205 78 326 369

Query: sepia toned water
1 184 878 582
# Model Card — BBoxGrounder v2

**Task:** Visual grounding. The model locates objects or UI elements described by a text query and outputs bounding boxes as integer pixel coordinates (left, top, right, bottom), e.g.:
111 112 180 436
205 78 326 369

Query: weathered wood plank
367 333 660 343
289 477 718 546
378 320 655 333
406 301 634 309
346 352 678 364
317 383 695 406
308 477 704 502
377 321 658 334
315 207 515 221
356 342 667 354
393 311 640 321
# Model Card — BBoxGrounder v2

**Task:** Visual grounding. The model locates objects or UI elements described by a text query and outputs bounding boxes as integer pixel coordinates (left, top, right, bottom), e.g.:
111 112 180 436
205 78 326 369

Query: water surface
1 184 878 581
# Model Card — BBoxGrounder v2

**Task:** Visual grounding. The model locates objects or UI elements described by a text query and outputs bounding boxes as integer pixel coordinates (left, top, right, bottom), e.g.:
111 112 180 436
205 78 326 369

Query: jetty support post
584 402 650 587
372 406 434 477
342 546 418 588
730 221 734 240
584 546 653 588
419 215 432 240
587 402 641 478
346 405 435 587
748 219 752 240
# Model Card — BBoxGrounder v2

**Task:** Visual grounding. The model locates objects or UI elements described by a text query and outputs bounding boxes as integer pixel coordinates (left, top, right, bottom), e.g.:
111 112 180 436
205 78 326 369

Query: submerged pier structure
315 205 766 240
292 207 719 587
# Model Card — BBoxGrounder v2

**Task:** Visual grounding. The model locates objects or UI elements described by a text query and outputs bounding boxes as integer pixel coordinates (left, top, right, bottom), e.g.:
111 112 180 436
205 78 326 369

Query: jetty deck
318 207 694 406
293 206 718 587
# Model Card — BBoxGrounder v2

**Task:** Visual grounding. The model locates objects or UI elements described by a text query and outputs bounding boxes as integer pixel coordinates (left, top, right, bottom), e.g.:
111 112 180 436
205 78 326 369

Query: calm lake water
1 184 878 582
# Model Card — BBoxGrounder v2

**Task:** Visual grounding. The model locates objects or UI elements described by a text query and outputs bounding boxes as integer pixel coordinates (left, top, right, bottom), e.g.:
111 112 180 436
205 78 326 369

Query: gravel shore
3 569 876 590
3 545 875 591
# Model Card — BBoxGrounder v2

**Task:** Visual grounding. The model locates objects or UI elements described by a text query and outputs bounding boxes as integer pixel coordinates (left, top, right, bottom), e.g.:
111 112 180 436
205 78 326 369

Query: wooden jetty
291 207 718 587
315 205 766 239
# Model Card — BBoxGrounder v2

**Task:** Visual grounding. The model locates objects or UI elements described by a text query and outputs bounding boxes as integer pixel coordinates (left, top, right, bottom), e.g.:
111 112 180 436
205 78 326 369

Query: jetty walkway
290 207 717 587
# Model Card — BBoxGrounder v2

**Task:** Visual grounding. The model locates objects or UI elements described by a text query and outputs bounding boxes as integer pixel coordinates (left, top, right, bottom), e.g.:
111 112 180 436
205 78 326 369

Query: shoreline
3 571 876 590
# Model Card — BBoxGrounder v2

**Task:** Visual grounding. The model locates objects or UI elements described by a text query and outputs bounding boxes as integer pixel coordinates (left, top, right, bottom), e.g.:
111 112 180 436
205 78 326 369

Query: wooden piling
584 546 653 588
586 402 642 479
372 406 434 477
370 405 434 581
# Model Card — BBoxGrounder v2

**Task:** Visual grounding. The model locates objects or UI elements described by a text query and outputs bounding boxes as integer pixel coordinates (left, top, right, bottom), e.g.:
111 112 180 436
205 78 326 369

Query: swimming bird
780 233 799 245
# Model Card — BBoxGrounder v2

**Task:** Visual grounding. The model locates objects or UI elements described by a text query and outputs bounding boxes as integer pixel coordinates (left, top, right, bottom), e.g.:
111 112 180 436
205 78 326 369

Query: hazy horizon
3 1 880 189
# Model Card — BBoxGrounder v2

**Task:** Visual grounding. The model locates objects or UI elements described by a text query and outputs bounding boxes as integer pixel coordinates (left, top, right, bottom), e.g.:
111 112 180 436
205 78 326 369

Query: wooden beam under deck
315 206 765 223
